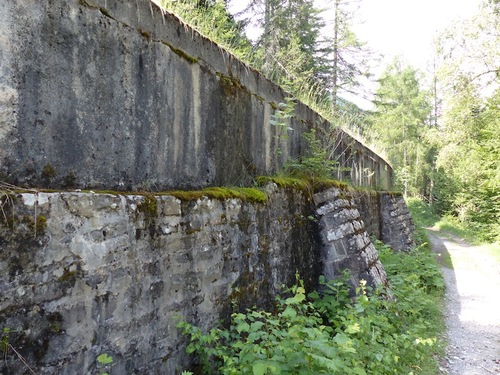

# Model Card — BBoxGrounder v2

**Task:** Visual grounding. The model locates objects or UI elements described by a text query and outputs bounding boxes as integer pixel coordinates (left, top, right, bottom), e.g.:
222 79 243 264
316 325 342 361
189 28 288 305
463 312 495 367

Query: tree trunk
331 0 339 116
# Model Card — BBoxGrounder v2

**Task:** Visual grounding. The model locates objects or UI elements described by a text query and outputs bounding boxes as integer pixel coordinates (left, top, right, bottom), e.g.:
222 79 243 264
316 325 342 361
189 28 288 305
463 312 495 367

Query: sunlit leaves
433 2 500 240
178 246 445 374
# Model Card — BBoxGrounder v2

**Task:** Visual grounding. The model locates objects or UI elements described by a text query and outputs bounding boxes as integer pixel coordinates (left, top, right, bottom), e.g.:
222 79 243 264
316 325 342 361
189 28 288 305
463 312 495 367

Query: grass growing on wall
256 175 349 197
165 187 267 204
178 241 446 374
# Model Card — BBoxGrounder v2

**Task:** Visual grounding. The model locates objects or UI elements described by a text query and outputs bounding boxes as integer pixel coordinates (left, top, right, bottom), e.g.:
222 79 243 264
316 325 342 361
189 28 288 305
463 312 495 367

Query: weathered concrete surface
0 184 415 374
0 0 392 191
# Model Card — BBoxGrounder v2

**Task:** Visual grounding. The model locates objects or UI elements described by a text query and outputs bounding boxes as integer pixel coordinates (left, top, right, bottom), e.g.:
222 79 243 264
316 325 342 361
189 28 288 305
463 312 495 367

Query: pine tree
230 0 325 92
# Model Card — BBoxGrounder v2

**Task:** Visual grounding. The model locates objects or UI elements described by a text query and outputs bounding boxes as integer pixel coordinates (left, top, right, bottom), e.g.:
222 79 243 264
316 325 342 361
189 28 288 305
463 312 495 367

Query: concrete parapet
0 0 392 191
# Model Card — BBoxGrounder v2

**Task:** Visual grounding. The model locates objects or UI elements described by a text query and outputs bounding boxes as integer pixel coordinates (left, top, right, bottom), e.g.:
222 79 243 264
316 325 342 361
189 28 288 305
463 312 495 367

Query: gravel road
426 229 500 375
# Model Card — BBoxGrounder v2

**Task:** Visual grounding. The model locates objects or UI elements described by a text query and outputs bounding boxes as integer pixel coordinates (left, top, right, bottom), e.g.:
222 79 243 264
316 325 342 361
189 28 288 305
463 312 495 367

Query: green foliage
179 246 445 374
377 240 444 296
97 353 113 365
368 59 432 197
97 353 113 375
406 198 440 229
254 0 324 89
1 327 10 353
178 278 358 374
326 0 373 114
158 0 370 131
270 97 296 155
285 129 341 180
432 88 500 242
406 197 440 248
432 5 500 243
159 0 254 61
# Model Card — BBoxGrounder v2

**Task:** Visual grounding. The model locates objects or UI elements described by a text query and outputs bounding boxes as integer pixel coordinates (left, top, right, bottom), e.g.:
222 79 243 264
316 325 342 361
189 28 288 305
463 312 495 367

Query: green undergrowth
434 215 500 264
406 197 454 268
406 198 440 229
406 197 441 248
407 197 500 264
433 215 479 244
178 240 445 375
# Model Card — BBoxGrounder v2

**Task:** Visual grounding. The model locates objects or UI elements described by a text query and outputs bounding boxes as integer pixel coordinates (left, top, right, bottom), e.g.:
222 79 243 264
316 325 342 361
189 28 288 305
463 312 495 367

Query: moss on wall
165 187 267 203
160 41 199 64
216 73 244 97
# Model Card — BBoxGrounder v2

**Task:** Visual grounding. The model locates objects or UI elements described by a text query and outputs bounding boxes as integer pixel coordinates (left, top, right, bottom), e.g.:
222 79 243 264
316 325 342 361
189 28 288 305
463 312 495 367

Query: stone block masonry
380 193 416 251
0 0 392 191
0 184 414 374
314 188 388 289
0 186 320 374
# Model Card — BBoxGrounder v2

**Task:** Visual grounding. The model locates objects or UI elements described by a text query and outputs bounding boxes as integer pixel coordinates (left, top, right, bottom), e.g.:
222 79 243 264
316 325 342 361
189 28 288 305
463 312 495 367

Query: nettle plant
178 243 445 375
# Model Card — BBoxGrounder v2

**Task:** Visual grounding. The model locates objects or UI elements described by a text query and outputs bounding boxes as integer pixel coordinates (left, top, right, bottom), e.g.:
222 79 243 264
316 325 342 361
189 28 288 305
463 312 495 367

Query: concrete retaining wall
0 0 392 191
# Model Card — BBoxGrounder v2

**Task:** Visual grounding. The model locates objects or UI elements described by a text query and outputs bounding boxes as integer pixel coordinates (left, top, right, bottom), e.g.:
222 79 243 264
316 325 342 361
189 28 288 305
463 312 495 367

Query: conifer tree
325 0 372 116
369 59 431 197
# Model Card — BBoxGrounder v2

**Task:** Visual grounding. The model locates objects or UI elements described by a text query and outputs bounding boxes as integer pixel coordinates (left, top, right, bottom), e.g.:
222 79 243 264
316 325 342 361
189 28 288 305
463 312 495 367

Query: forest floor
426 228 500 375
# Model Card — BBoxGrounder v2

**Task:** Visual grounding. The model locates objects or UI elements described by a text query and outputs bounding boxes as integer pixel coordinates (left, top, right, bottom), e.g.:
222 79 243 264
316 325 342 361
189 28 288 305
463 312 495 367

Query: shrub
178 243 445 374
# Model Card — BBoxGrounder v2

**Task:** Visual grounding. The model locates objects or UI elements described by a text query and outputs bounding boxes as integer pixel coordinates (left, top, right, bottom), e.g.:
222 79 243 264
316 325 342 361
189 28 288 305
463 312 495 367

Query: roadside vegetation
407 197 500 264
178 237 445 375
177 193 446 374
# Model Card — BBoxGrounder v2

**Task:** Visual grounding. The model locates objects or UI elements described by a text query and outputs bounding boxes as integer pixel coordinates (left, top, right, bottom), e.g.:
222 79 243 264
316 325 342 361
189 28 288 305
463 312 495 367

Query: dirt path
426 229 500 375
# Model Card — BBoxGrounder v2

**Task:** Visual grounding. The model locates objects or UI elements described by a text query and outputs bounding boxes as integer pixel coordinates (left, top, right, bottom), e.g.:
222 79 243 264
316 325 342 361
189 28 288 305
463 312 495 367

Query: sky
326 0 483 107
231 0 482 70
229 0 484 108
349 0 482 70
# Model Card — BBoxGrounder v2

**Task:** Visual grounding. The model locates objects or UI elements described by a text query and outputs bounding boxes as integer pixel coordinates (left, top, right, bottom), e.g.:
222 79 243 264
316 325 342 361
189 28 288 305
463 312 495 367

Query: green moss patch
166 187 267 204
137 28 152 41
160 41 199 64
217 73 244 97
41 164 56 179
